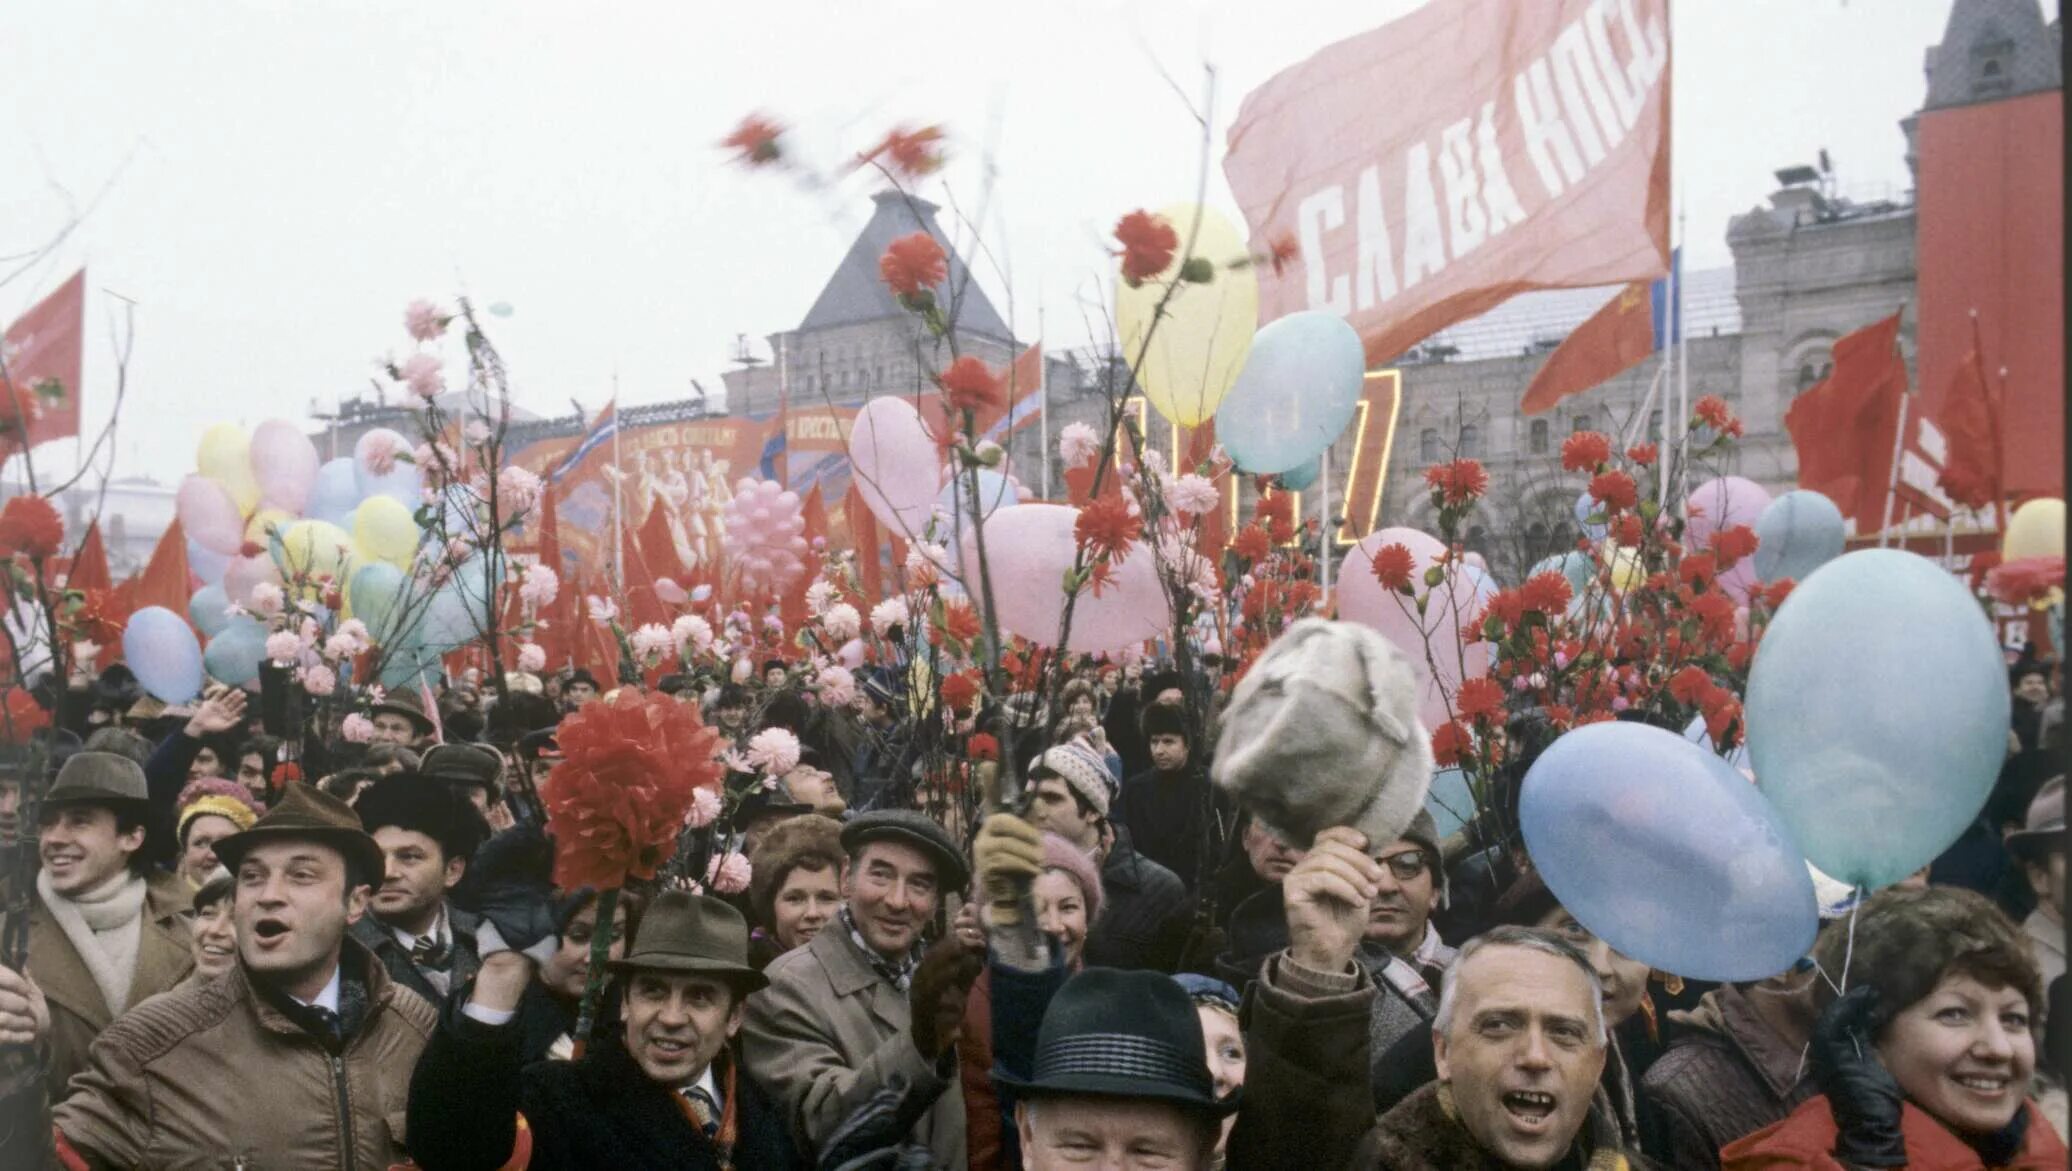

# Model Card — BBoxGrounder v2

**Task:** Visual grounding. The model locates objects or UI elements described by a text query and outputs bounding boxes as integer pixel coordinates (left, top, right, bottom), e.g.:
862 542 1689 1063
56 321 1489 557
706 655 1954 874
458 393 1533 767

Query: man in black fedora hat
408 888 804 1170
0 750 193 1100
0 782 439 1169
352 775 491 1006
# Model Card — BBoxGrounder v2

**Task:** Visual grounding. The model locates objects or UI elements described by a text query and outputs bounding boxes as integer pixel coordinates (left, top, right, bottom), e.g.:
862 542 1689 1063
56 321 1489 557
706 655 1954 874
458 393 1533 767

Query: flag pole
1877 391 1911 548
611 373 624 589
1038 305 1051 500
1319 444 1333 599
1673 200 1689 503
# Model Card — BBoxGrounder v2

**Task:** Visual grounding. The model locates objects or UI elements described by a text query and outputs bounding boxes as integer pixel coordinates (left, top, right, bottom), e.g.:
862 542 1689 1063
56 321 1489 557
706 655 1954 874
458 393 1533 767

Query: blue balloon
1753 490 1845 583
1521 721 1818 981
1573 490 1608 542
417 558 502 651
1746 549 2009 890
187 584 234 637
1529 551 1595 594
1217 311 1367 474
1425 766 1474 838
1277 457 1321 492
186 539 232 585
378 641 444 691
203 618 268 688
349 562 407 644
357 456 423 508
308 457 361 527
123 606 203 703
935 470 1016 525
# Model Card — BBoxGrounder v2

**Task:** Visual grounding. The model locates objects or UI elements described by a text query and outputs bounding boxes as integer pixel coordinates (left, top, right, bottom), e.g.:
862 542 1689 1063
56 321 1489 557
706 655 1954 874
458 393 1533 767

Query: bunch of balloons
722 478 810 596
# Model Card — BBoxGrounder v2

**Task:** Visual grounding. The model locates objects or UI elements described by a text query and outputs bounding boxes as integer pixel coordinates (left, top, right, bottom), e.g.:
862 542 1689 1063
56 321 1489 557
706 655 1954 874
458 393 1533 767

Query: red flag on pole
123 518 194 619
1932 326 2002 515
1520 281 1659 415
1783 313 1906 531
847 485 884 602
0 271 86 450
637 502 691 586
67 519 111 594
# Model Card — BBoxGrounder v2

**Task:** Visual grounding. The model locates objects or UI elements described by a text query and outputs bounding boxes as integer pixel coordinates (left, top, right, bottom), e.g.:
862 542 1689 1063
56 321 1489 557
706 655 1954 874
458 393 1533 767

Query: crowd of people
0 645 2060 1169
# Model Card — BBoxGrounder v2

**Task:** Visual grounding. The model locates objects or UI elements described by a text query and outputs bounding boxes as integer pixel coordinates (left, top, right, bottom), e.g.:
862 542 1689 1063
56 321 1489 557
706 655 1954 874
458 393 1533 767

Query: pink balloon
837 639 866 668
1337 527 1493 731
654 577 689 605
1685 476 1771 605
222 554 281 608
960 504 1171 653
177 476 245 556
848 398 944 540
250 419 319 513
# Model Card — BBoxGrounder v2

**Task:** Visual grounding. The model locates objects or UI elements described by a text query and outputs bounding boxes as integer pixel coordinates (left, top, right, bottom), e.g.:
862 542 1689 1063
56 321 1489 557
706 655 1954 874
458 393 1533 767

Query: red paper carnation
967 733 1000 762
1986 555 2065 608
1561 431 1612 473
1372 542 1416 591
1114 210 1179 286
0 495 66 560
937 356 1005 413
1430 720 1471 767
1230 525 1271 563
879 232 948 298
545 689 723 891
1519 571 1573 615
857 124 946 179
720 113 786 167
1074 496 1142 564
1454 677 1507 722
1424 459 1489 506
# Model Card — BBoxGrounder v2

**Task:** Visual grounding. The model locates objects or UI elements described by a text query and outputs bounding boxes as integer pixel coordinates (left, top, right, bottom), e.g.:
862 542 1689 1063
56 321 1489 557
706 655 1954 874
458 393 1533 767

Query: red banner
2 270 85 448
1224 0 1670 367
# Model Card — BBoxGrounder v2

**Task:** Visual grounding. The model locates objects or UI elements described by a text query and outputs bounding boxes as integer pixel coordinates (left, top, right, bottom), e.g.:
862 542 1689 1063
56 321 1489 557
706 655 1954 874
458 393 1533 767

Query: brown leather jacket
43 936 435 1170
3 869 194 1101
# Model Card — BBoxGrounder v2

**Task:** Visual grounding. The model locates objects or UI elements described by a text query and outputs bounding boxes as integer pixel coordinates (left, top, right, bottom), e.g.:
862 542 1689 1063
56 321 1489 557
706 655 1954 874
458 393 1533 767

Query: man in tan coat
743 810 980 1167
0 751 192 1099
0 783 436 1169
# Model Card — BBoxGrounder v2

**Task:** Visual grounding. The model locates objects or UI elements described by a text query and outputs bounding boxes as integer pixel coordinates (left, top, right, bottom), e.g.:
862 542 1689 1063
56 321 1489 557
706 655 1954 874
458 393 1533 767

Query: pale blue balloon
1521 721 1818 981
1573 490 1608 542
1753 490 1846 583
356 456 422 508
1277 457 1321 492
186 540 231 585
1682 714 1752 772
935 470 1016 523
1217 311 1367 474
123 606 203 703
308 457 360 526
378 641 444 691
349 562 408 644
187 584 234 637
417 558 502 651
1747 549 2010 890
1426 766 1474 838
1529 551 1595 594
203 618 268 688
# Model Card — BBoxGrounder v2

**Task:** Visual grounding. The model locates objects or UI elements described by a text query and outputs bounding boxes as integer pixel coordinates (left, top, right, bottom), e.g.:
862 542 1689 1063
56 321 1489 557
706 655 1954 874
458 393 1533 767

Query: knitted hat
175 777 263 846
355 775 491 863
1040 833 1105 925
1210 618 1432 851
1033 742 1117 818
1140 700 1191 744
747 814 846 924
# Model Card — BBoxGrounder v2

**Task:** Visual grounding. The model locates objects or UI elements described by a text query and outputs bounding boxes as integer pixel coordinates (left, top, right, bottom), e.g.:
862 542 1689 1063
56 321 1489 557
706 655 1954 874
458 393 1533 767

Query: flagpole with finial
611 369 624 590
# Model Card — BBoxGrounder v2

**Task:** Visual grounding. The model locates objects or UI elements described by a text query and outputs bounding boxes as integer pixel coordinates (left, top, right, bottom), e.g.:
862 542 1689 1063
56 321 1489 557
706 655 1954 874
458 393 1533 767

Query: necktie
411 934 453 970
303 1004 343 1045
682 1087 719 1138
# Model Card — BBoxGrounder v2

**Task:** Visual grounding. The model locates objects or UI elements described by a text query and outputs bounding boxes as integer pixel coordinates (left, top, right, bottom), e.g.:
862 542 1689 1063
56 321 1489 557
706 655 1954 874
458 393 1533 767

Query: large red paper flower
1255 491 1295 544
1371 542 1416 591
720 113 786 167
545 689 722 890
1561 431 1611 473
940 670 981 714
1074 496 1142 565
0 495 65 560
1430 720 1471 767
1710 524 1759 566
1423 459 1489 506
937 356 1005 413
1455 677 1507 722
1230 525 1271 563
879 232 947 298
1987 555 2065 607
1589 470 1638 513
0 688 50 745
1114 210 1179 286
1694 395 1744 438
1520 572 1573 615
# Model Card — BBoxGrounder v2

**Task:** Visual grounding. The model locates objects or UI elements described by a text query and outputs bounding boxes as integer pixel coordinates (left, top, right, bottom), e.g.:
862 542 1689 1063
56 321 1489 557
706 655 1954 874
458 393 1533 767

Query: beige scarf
37 868 148 1016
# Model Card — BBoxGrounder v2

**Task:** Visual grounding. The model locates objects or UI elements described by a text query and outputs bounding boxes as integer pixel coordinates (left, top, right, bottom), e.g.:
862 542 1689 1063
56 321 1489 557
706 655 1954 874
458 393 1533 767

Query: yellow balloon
1113 203 1258 426
196 424 262 516
278 519 355 586
353 495 422 566
1600 540 1644 592
244 508 293 549
2002 498 2064 561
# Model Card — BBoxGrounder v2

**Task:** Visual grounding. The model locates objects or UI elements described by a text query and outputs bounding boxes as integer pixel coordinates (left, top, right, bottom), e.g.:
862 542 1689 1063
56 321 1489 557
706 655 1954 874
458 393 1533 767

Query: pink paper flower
399 352 444 400
630 622 674 668
404 299 449 342
805 580 836 613
479 466 542 517
517 642 547 673
265 631 302 665
587 595 618 624
1058 422 1100 470
1166 473 1219 517
822 603 861 642
361 430 402 476
684 786 722 829
341 713 375 743
413 440 460 484
298 664 337 697
746 727 801 777
519 564 560 607
814 664 857 707
705 851 752 895
248 581 285 618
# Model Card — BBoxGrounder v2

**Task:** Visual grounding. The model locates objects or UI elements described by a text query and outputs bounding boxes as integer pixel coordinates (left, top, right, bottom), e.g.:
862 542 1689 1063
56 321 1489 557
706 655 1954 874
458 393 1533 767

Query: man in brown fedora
369 688 438 748
0 750 193 1101
408 888 804 1169
0 782 438 1169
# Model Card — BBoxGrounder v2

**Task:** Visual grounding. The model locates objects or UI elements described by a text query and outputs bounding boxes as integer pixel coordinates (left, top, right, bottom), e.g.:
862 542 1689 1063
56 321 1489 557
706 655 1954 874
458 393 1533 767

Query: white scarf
37 868 148 1016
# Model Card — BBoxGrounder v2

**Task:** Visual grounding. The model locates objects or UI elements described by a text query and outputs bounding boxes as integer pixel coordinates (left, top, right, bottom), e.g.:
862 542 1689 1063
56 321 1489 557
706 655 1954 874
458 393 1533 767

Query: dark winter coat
1082 829 1190 972
1112 765 1226 893
1639 974 1821 1171
407 990 802 1171
349 905 482 1009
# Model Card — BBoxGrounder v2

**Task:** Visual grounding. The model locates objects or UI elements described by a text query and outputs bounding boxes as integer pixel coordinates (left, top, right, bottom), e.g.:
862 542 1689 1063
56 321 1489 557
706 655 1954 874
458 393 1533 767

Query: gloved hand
907 937 981 1061
815 1071 949 1171
468 826 562 963
1812 985 1907 1169
972 813 1044 927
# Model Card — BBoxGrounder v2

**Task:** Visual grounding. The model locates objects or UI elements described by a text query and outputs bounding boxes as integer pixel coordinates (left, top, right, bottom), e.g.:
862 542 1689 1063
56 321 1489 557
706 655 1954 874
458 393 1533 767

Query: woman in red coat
1723 887 2065 1170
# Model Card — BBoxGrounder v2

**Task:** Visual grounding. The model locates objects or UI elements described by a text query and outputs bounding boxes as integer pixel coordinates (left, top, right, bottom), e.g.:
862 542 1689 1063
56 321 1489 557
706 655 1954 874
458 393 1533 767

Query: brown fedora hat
606 889 767 993
212 782 385 887
368 688 436 736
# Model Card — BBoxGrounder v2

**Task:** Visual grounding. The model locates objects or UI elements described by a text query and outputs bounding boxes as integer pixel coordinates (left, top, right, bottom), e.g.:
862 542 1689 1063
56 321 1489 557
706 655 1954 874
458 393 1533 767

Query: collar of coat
28 869 195 1028
241 933 400 1049
1366 1081 1634 1171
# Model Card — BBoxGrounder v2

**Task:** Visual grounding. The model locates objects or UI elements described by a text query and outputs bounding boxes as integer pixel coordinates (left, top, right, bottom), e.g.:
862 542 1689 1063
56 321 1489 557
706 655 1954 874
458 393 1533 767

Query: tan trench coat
743 926 966 1168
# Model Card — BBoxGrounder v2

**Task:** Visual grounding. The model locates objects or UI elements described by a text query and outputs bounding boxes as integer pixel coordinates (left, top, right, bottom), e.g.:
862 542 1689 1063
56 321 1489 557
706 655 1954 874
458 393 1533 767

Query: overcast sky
1 0 2042 488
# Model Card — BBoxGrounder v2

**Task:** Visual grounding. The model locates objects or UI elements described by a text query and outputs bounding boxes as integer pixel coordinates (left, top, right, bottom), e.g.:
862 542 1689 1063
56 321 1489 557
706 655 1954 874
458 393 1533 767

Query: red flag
847 485 884 601
0 271 85 449
1933 327 2002 515
1521 281 1657 415
618 520 669 631
1224 0 1670 367
67 519 111 594
124 518 194 619
1783 313 1906 531
636 502 691 586
530 490 572 671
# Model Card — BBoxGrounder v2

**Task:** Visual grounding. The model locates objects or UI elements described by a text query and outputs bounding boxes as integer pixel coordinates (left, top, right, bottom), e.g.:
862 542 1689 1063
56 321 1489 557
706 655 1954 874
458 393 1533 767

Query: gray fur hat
1209 618 1433 851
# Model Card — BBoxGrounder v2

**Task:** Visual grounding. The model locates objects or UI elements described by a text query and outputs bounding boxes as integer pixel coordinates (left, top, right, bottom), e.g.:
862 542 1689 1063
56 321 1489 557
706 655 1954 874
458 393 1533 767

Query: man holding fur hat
408 888 804 1169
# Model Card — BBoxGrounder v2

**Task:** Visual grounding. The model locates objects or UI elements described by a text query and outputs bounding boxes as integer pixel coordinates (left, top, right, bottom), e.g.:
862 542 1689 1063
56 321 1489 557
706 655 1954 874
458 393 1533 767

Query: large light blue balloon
1521 721 1818 981
123 606 203 703
1217 311 1367 474
187 584 234 637
349 562 408 644
1753 490 1845 584
1573 490 1608 542
378 640 444 691
1277 457 1321 492
1746 549 2010 889
1426 766 1474 838
308 457 361 527
1529 551 1595 594
356 455 423 508
203 617 268 688
417 558 502 651
187 539 232 585
935 470 1016 524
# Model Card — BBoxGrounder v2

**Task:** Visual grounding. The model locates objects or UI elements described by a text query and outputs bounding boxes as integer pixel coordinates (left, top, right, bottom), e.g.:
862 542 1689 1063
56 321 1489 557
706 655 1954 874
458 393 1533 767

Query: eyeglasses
1375 849 1429 882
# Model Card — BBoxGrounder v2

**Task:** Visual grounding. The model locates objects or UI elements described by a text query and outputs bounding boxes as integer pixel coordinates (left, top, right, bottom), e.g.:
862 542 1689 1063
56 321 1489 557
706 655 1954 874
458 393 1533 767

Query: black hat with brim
991 967 1239 1117
839 809 969 891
